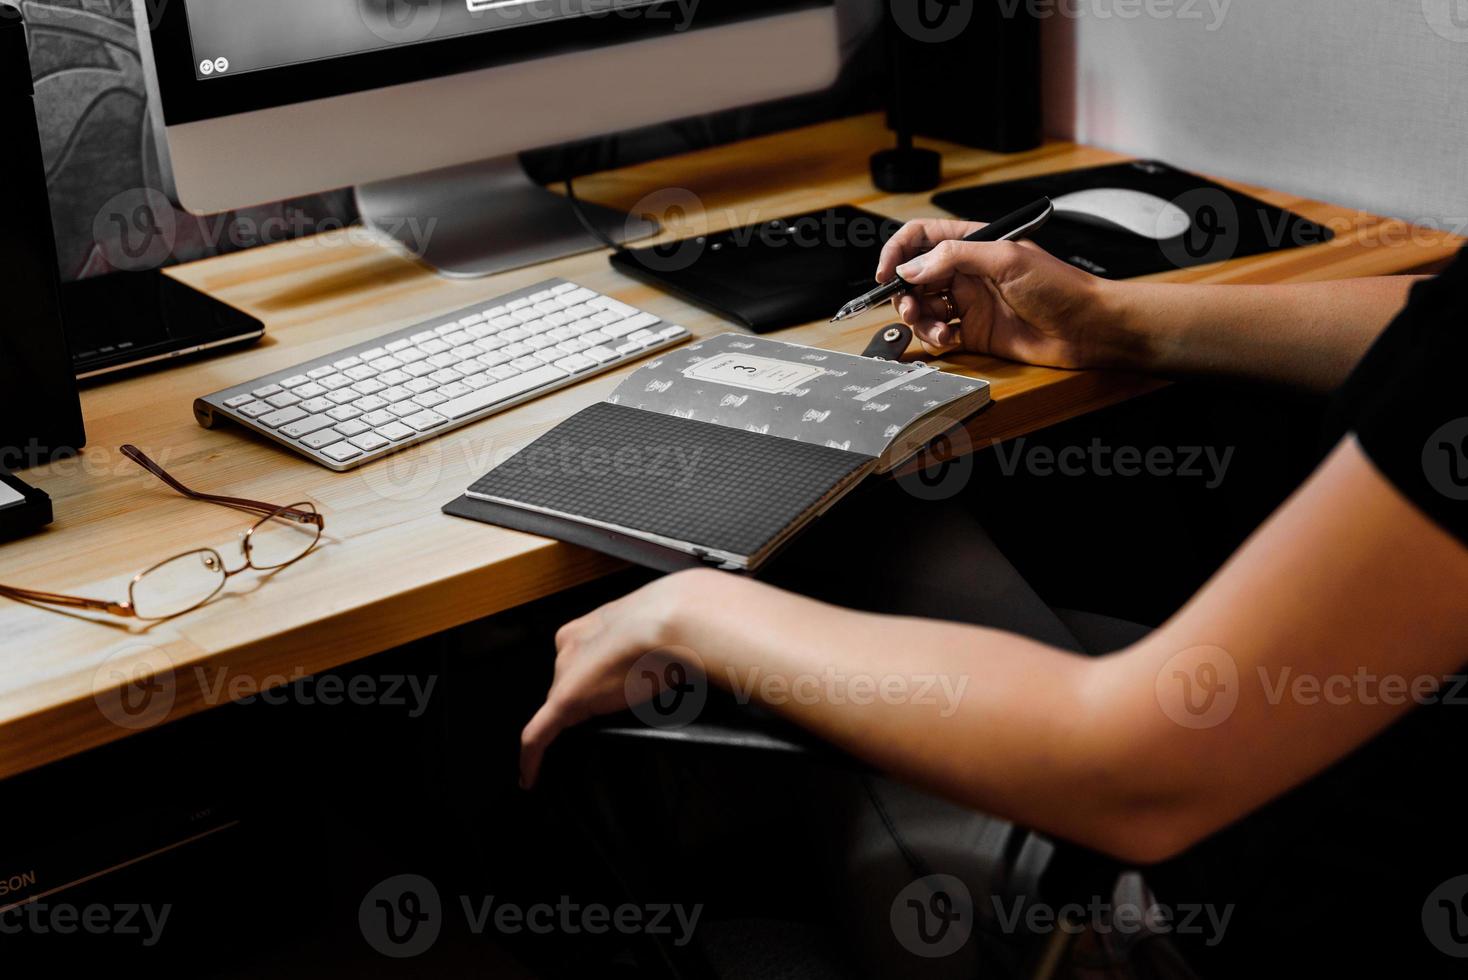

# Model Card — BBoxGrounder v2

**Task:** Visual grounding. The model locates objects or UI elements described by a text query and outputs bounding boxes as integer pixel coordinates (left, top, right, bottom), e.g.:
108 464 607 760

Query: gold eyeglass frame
0 445 325 621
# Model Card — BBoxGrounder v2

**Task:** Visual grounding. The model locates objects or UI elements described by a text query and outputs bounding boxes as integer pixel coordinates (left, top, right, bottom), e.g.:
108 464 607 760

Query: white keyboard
194 279 690 471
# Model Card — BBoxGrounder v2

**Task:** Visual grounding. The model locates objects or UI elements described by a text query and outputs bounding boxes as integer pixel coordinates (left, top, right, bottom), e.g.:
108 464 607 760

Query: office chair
542 713 1138 980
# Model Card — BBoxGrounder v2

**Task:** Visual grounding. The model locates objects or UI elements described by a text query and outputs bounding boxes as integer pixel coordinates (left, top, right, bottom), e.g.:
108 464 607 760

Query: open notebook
446 334 990 572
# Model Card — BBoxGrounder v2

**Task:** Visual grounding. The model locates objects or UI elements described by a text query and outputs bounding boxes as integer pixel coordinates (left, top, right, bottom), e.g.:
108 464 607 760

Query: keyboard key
592 310 623 326
491 315 519 330
404 362 437 379
419 338 449 355
361 410 396 427
458 314 484 328
353 395 389 413
385 339 412 352
582 330 610 346
554 354 595 373
299 397 334 414
551 282 577 294
279 414 334 438
349 432 390 452
533 349 563 364
376 422 416 441
327 389 359 405
499 327 528 343
294 382 327 399
380 385 415 403
659 325 690 340
397 348 429 365
512 356 543 371
352 378 387 396
370 357 403 371
410 330 436 343
615 341 643 355
436 364 568 419
438 381 472 400
489 365 522 380
484 305 508 318
562 287 597 304
238 400 274 419
590 296 638 317
333 355 362 369
428 368 462 385
506 298 531 311
345 365 378 381
403 410 449 432
359 347 387 361
512 309 540 324
404 378 437 394
251 384 283 399
301 429 343 450
585 345 619 364
224 393 256 408
378 369 412 386
266 392 301 409
307 366 334 379
328 405 363 422
442 330 471 346
628 329 657 344
335 419 371 437
413 391 449 409
465 373 495 390
456 358 488 376
321 442 363 464
389 402 420 418
528 289 555 303
280 374 310 389
557 339 591 355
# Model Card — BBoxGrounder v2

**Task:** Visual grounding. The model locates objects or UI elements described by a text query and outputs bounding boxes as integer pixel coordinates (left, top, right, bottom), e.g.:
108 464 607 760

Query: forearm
1096 276 1421 392
664 572 1161 857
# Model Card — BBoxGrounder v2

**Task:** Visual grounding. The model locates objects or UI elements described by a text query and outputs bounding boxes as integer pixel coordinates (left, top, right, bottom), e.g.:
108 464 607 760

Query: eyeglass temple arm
0 583 131 616
120 445 321 525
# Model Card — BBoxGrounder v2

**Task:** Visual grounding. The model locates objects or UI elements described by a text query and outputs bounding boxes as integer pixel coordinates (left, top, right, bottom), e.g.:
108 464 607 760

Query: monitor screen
183 0 666 80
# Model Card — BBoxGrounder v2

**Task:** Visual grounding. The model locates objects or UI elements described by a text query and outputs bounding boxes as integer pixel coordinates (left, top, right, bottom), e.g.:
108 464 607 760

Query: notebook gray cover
607 334 989 458
466 401 870 562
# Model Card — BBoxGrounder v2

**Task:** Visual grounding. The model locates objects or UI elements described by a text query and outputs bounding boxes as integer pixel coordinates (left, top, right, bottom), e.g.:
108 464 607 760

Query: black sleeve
1334 248 1468 548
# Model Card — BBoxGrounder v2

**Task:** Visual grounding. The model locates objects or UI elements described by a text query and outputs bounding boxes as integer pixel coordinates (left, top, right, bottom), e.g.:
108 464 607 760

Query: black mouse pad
932 160 1335 280
609 205 904 333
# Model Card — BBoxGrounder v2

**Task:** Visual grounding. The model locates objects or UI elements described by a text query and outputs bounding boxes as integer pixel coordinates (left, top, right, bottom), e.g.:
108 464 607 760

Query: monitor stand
355 156 659 279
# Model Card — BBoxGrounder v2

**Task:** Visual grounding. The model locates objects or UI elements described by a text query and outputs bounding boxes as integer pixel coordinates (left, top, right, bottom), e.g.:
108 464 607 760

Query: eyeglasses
0 445 324 621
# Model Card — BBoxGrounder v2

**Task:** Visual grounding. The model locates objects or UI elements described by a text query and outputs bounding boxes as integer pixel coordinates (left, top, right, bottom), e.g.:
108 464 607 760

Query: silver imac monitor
137 0 841 277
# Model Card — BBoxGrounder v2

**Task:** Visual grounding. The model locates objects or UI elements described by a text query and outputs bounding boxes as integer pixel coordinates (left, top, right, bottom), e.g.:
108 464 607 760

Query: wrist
655 568 736 655
1085 279 1168 373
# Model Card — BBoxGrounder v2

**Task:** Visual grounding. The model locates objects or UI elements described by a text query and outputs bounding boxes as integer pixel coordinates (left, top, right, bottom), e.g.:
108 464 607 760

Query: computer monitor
137 0 841 278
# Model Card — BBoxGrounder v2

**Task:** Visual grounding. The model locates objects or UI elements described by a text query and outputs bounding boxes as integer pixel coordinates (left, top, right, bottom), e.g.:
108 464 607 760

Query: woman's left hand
519 569 724 788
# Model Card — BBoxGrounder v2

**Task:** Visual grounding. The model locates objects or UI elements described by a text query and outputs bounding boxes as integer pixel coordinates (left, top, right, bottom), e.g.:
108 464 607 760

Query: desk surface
1 113 1458 779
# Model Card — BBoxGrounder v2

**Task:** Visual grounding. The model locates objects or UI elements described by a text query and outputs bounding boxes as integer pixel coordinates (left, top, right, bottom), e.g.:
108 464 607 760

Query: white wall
1041 0 1468 227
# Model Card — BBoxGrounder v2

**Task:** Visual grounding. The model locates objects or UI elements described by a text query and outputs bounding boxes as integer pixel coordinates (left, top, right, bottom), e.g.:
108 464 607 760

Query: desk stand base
355 156 659 279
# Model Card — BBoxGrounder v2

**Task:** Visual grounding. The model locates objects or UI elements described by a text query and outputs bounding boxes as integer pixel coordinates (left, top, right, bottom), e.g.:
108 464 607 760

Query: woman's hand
875 218 1136 369
519 569 724 788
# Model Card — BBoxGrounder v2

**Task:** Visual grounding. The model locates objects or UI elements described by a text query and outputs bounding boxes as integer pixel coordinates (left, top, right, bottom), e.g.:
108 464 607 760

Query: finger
913 318 959 352
519 700 565 789
876 219 985 281
894 292 924 325
897 240 1024 288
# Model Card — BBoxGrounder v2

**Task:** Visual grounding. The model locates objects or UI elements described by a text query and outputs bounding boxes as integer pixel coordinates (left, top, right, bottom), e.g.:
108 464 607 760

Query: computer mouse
1051 188 1192 241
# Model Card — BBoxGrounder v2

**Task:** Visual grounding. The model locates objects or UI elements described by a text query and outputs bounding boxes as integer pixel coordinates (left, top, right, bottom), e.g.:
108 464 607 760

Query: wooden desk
0 113 1457 779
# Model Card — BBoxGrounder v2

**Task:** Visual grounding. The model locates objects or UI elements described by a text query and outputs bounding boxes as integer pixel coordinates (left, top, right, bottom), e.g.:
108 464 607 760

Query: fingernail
897 257 924 279
934 325 953 346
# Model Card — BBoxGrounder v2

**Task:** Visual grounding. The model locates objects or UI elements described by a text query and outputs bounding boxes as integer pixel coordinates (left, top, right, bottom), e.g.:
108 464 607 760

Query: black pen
830 197 1055 322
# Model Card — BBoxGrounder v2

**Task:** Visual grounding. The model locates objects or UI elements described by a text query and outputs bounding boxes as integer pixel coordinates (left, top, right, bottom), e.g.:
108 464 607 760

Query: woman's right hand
876 218 1137 369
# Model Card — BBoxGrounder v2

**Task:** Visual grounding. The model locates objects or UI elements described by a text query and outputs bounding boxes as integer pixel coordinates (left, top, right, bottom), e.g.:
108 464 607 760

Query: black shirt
1153 249 1468 978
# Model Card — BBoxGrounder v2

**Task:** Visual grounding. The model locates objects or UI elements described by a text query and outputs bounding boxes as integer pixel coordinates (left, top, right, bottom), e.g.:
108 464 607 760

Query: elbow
1083 807 1211 866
